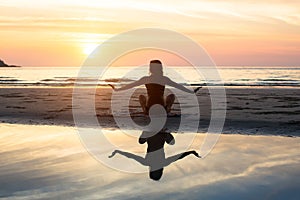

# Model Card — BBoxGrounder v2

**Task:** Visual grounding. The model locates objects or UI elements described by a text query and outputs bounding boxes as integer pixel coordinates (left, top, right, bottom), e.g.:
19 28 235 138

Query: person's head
149 168 164 181
149 60 163 76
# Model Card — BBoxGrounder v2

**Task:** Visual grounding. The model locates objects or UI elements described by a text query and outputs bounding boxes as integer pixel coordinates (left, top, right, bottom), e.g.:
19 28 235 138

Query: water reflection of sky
0 123 299 199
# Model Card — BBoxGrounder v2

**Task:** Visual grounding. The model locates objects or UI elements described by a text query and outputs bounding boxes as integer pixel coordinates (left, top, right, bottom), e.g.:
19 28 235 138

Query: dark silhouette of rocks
0 59 21 67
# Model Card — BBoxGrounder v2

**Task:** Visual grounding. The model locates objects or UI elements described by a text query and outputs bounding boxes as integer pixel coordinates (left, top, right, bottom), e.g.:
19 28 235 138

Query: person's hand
192 150 201 158
108 150 118 158
193 87 202 93
108 84 115 91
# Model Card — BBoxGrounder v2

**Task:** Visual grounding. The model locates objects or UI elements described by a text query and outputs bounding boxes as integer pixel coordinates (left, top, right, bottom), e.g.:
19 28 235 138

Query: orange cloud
0 0 299 66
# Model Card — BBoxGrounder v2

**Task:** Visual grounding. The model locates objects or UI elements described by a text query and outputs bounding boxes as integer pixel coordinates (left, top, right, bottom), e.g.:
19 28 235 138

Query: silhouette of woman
109 131 200 181
109 60 201 115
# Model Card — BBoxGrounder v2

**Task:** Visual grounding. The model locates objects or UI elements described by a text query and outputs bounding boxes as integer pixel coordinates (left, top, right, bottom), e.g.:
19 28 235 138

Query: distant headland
0 59 21 67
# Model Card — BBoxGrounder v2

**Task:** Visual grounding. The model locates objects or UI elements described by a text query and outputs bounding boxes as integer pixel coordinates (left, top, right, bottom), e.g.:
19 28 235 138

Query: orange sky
0 0 300 66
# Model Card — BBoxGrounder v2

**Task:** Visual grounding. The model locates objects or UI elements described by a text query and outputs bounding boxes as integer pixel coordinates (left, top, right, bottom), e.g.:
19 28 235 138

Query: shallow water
1 66 300 87
0 123 299 199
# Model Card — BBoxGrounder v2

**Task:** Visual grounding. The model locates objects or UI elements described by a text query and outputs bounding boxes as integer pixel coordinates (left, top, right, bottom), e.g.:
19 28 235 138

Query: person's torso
145 83 165 106
146 132 166 152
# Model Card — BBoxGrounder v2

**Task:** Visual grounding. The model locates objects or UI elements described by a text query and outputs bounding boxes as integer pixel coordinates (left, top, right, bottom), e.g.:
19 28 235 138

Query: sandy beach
1 86 299 198
0 123 299 199
0 87 299 136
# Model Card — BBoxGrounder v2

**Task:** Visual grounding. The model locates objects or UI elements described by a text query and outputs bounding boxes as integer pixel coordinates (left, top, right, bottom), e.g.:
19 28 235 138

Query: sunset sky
0 0 299 66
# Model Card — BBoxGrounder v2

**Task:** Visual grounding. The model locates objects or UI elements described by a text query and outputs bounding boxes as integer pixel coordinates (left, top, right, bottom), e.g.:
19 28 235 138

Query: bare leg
165 94 175 113
165 150 201 166
139 95 148 115
108 150 147 166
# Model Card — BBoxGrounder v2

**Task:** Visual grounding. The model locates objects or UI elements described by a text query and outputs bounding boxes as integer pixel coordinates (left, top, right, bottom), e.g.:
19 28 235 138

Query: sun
83 43 98 55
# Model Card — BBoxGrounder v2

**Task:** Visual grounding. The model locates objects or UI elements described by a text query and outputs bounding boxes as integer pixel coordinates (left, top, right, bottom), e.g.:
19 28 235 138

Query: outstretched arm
108 150 147 166
109 77 147 91
165 150 200 166
165 77 201 94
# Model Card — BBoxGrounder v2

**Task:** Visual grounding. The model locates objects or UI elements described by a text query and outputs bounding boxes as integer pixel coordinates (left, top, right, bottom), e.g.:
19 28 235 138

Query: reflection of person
109 60 201 115
109 131 201 181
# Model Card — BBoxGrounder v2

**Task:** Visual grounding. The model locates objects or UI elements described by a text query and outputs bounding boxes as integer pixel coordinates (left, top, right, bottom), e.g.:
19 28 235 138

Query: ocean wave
104 78 134 83
1 82 299 87
1 66 300 87
258 78 299 82
0 79 20 82
1 77 300 87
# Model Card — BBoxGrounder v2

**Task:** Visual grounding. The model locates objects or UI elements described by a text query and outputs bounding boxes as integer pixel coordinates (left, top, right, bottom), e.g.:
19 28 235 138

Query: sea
0 66 300 87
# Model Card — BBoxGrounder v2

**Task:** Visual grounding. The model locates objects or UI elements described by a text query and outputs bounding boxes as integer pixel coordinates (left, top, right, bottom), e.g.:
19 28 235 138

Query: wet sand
0 87 299 136
0 123 299 199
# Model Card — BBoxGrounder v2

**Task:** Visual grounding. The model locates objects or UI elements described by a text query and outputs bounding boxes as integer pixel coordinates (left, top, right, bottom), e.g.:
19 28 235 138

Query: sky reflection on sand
0 123 299 199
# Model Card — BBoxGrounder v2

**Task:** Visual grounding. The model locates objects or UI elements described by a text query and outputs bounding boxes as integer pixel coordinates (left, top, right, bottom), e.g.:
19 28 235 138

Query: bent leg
165 94 175 113
165 150 201 166
109 150 147 166
139 95 148 115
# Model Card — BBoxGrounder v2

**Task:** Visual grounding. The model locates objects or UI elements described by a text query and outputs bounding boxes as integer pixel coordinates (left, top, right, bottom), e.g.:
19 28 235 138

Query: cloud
0 0 299 65
1 0 300 33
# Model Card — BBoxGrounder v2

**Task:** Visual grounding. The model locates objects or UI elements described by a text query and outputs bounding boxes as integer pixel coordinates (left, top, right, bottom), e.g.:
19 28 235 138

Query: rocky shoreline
0 59 21 67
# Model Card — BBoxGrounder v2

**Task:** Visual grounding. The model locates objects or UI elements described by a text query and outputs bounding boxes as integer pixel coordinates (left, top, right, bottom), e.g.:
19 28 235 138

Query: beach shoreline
0 86 299 136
